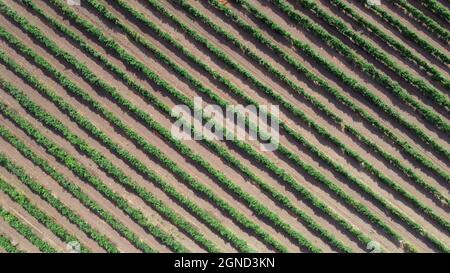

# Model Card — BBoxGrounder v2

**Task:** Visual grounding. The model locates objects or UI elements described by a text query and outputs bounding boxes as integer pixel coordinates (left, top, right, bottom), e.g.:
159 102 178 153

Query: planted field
0 0 448 253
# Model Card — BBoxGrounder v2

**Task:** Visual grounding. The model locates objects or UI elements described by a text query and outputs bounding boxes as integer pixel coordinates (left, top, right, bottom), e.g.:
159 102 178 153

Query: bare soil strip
0 213 40 253
0 135 139 253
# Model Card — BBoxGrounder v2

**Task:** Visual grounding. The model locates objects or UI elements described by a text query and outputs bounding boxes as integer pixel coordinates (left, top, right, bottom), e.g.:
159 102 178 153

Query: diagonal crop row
0 13 262 254
0 198 56 253
420 0 450 24
238 0 450 142
355 0 450 65
102 0 358 252
73 0 395 251
0 170 89 253
200 0 450 181
0 234 22 253
125 0 450 235
0 67 233 253
328 0 450 91
74 0 447 252
0 47 256 254
157 0 449 205
0 91 190 253
165 0 450 247
27 0 367 253
0 124 154 253
389 0 450 42
37 0 334 251
3 1 316 253
291 0 450 111
0 151 117 252
76 0 447 251
214 0 450 238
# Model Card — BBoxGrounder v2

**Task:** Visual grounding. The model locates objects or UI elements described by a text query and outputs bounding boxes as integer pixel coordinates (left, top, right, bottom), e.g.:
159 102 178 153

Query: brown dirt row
157 0 450 190
0 3 276 252
153 0 448 250
287 0 450 111
94 0 446 251
28 0 358 251
0 209 41 253
0 175 77 252
167 0 449 211
100 0 428 252
223 0 447 234
0 134 140 253
341 0 450 73
224 0 450 152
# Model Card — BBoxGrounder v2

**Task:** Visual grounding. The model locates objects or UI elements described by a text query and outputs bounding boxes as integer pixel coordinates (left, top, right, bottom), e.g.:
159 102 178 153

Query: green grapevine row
291 0 450 110
356 0 450 64
0 199 56 253
174 0 450 187
329 0 450 90
390 0 450 42
86 0 446 250
238 0 450 144
421 0 450 24
0 234 22 253
0 124 155 253
0 151 116 252
139 0 450 239
28 0 366 252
